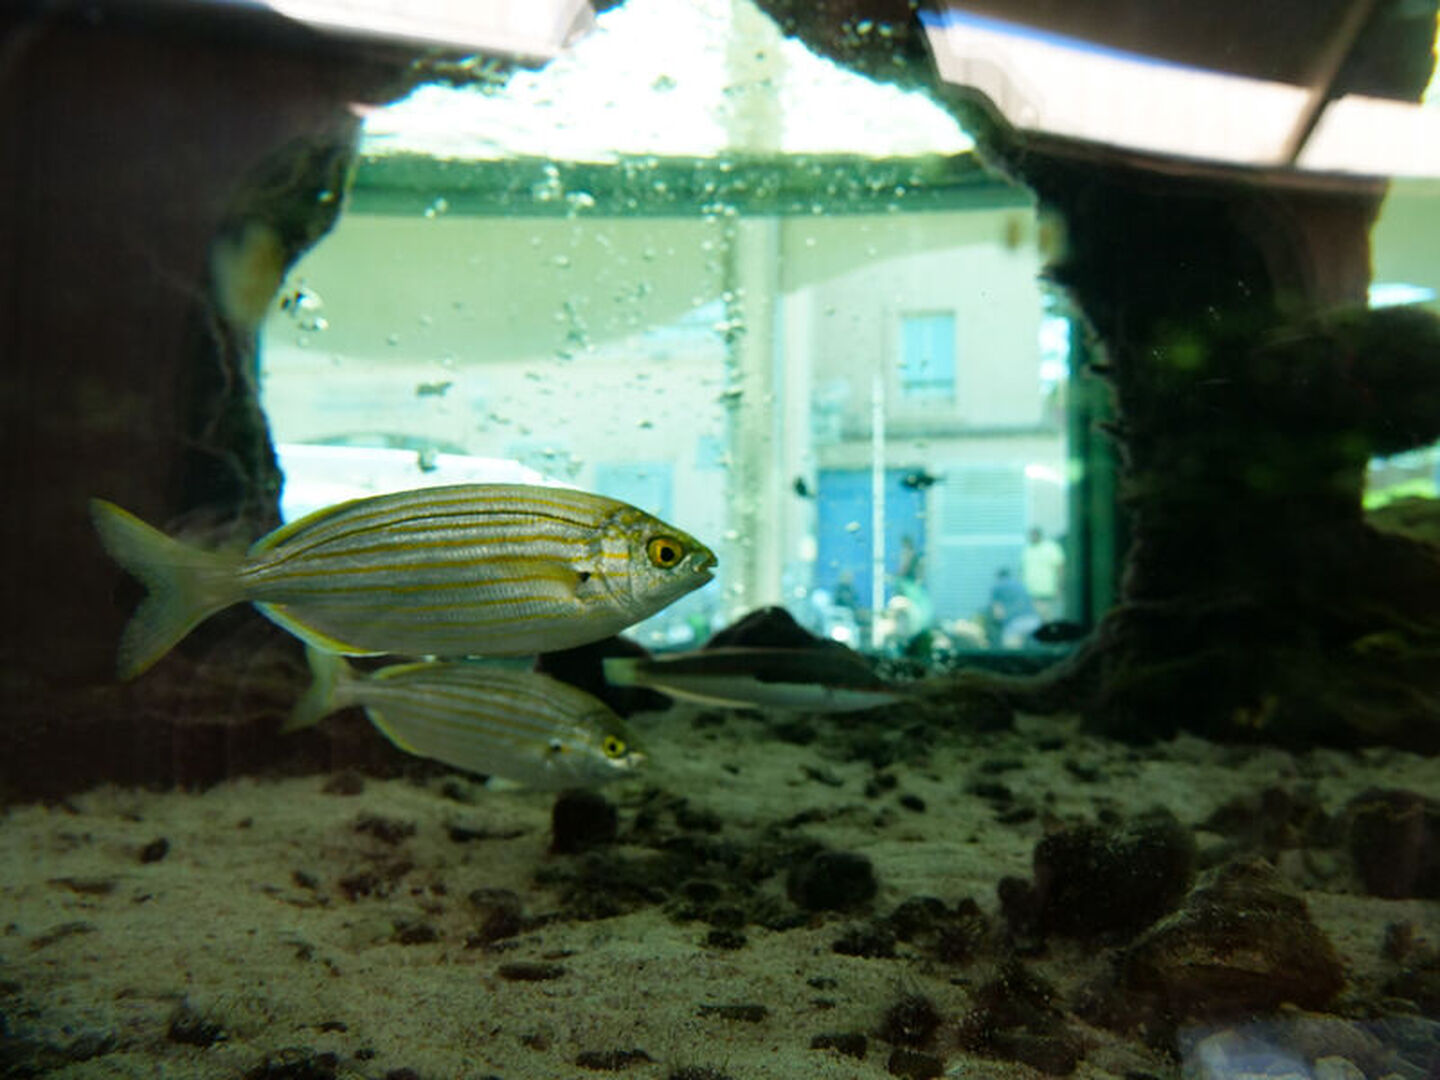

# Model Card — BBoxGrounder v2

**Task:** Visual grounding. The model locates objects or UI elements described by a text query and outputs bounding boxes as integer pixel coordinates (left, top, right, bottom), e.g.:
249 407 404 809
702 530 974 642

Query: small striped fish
90 484 716 679
288 647 646 789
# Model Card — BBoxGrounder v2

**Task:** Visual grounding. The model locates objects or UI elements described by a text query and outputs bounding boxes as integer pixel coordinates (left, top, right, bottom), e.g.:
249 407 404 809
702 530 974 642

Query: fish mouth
617 749 648 773
693 548 718 578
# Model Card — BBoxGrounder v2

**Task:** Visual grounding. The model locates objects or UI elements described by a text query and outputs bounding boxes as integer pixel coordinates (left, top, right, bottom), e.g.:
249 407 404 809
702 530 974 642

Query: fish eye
601 735 627 759
646 536 683 569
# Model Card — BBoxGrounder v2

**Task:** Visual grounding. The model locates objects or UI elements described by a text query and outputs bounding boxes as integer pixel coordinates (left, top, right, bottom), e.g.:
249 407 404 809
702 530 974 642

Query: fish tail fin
283 645 351 733
601 656 643 687
89 498 245 680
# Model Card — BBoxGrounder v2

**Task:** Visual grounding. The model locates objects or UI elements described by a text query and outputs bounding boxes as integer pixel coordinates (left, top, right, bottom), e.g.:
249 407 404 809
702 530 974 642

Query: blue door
814 469 927 613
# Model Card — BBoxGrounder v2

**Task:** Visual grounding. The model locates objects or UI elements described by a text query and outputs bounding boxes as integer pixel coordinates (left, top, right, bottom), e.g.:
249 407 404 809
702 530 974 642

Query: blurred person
986 567 1040 648
1021 526 1065 621
892 535 933 638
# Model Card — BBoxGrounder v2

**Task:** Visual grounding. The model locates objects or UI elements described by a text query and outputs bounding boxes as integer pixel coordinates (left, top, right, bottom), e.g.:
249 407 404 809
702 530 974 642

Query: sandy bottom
3 706 1438 1079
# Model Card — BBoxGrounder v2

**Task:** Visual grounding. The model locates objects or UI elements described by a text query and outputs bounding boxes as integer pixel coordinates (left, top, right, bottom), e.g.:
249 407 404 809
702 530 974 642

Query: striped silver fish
90 484 716 679
287 647 646 789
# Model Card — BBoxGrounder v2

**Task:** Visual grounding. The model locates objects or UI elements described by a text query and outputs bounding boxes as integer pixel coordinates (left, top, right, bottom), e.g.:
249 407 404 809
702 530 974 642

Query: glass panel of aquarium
259 0 1075 659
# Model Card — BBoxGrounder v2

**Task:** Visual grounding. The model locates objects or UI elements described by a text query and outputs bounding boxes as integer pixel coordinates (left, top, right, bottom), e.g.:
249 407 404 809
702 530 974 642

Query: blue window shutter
900 312 956 399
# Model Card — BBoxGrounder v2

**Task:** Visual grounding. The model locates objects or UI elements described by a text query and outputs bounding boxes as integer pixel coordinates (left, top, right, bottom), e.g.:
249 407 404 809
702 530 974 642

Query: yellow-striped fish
288 647 646 789
90 484 716 679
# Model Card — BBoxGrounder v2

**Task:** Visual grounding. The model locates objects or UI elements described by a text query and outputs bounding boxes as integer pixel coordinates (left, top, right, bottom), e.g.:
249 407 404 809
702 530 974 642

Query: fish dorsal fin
248 495 372 555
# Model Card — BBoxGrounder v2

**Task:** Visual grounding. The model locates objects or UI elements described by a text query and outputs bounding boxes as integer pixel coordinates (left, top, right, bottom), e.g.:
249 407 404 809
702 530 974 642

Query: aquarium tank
2 1 1439 1078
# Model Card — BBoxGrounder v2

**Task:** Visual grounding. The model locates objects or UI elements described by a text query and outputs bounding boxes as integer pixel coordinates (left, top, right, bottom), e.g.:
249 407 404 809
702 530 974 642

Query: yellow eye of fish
601 735 627 759
646 536 683 569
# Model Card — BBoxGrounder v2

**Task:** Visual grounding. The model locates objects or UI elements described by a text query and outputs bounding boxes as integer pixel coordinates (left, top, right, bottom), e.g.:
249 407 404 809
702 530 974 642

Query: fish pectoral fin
569 560 610 601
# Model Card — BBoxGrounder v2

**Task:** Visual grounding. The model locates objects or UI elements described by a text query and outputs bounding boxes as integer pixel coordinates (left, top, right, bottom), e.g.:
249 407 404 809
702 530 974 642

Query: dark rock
705 904 745 929
887 896 948 940
979 757 1024 774
353 815 415 845
887 896 989 964
1033 808 1197 939
958 961 1082 1075
61 1030 119 1065
497 961 566 982
787 850 878 911
703 929 747 950
337 871 381 901
321 770 364 796
934 900 990 965
880 994 942 1048
536 850 675 919
1121 858 1345 1021
1386 951 1440 1017
832 924 896 958
705 605 831 649
811 1032 868 1059
696 1003 768 1022
244 1048 340 1080
865 772 899 798
168 1002 225 1047
899 794 926 812
1033 620 1087 644
1382 920 1420 962
1064 759 1106 783
667 1068 734 1080
383 1070 421 1080
680 879 725 904
987 1030 1084 1075
1347 788 1440 899
336 859 411 901
537 636 670 716
49 877 116 896
0 1025 119 1075
575 1048 654 1070
468 888 527 944
779 722 821 747
967 780 1013 802
139 837 170 863
1200 786 1333 855
392 921 439 945
674 804 723 832
446 823 526 843
997 875 1043 951
885 1047 945 1078
551 789 618 854
29 920 97 949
